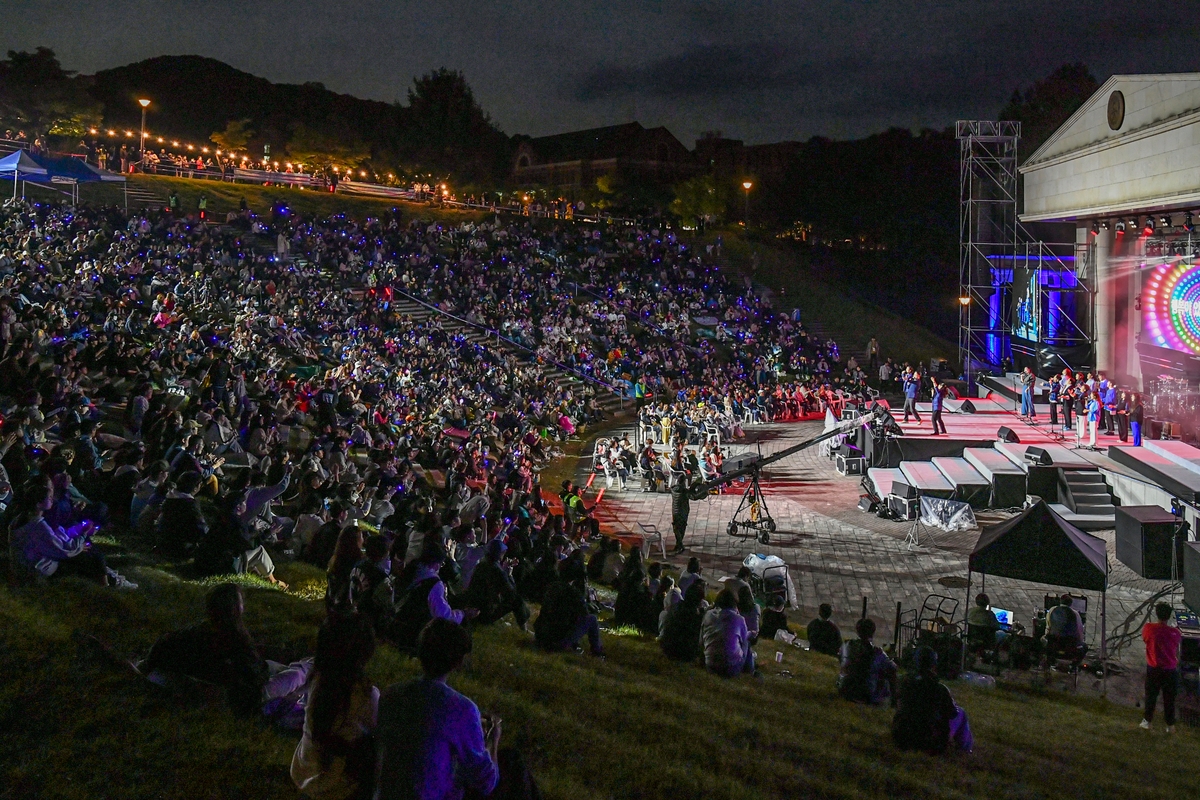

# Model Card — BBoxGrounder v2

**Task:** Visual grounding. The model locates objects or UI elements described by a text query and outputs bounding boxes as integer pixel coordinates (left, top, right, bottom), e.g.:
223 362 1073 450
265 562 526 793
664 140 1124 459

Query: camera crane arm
689 411 879 499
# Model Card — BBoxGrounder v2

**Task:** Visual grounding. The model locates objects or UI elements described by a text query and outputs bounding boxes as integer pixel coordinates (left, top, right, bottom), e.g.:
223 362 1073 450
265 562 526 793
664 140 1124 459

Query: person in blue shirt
902 370 922 424
1046 374 1060 428
1086 391 1101 448
375 619 519 800
929 377 948 435
1102 383 1118 435
1019 367 1036 418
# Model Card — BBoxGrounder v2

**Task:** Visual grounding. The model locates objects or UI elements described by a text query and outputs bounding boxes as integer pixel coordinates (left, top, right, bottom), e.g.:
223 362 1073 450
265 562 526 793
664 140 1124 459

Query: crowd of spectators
0 192 989 798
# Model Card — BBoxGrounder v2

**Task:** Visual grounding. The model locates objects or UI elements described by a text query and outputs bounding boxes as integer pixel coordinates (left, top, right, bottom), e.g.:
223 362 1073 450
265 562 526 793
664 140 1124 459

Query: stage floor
896 400 1070 446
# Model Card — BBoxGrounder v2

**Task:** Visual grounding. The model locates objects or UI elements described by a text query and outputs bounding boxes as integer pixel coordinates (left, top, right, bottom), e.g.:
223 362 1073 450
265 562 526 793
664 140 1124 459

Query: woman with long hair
291 613 378 800
326 524 364 614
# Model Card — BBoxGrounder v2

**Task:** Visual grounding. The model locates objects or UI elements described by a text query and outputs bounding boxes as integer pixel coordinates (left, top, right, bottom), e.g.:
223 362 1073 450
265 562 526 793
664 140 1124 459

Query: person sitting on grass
613 547 652 630
156 470 208 558
7 477 116 586
660 579 707 659
325 523 365 615
806 603 843 657
650 574 680 635
387 538 479 651
291 613 378 800
141 583 310 716
837 618 897 705
759 595 791 642
701 588 757 677
677 556 703 595
534 555 604 657
376 618 541 800
458 538 530 630
737 585 761 644
892 646 973 754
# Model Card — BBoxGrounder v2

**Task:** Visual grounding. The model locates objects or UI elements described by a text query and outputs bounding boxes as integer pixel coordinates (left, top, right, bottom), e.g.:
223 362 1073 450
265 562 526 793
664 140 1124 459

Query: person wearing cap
458 538 530 630
892 646 973 754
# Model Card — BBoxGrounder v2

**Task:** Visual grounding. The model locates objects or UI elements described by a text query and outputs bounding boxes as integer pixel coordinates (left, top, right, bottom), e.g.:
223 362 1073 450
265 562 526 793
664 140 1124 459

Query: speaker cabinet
1117 506 1182 580
1024 446 1052 465
1185 543 1200 614
959 399 977 414
998 426 1020 443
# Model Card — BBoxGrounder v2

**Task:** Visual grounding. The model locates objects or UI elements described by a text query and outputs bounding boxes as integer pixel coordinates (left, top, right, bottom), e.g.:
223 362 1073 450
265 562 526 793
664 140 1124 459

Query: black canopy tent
964 499 1109 690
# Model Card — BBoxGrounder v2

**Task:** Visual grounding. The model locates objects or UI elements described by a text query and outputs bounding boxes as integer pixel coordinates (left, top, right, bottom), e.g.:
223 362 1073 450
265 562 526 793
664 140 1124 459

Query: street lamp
137 99 151 164
742 180 753 223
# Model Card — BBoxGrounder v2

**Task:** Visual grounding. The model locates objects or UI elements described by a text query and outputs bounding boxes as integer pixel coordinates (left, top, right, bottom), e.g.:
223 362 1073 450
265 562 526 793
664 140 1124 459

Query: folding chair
637 522 668 560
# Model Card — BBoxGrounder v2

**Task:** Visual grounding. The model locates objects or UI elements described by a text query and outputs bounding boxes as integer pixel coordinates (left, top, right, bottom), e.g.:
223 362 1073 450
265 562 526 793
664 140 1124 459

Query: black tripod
726 469 777 544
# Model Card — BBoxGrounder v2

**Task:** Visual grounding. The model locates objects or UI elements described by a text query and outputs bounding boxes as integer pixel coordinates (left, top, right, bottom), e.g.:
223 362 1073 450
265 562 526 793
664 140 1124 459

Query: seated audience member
291 614 378 800
613 547 652 629
534 558 604 657
156 471 209 557
376 618 540 800
194 492 280 585
325 524 365 614
677 557 703 595
1045 593 1087 656
7 478 116 586
347 535 392 628
966 593 1003 646
892 647 973 754
837 618 897 705
142 583 310 716
459 539 530 630
806 603 843 656
737 586 761 644
650 574 680 635
388 538 478 650
759 595 791 642
701 588 756 678
660 580 707 661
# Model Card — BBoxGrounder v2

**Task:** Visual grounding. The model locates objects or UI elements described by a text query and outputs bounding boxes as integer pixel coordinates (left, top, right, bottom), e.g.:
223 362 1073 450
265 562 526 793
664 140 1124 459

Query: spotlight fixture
1116 220 1126 233
1143 216 1155 235
1161 215 1172 228
1101 220 1110 230
1091 220 1100 235
1186 212 1196 233
1130 217 1140 230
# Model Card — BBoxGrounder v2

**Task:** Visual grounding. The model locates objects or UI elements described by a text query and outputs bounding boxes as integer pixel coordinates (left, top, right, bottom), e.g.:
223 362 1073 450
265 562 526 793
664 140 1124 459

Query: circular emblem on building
1107 90 1125 131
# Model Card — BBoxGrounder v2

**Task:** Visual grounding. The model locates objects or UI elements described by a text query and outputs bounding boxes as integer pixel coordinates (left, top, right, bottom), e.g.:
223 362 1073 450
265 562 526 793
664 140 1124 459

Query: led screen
1143 262 1200 355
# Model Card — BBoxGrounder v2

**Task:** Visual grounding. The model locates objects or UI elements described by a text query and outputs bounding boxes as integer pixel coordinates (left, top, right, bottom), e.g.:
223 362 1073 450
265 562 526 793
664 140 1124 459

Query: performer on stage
1115 390 1130 443
930 377 947 436
1130 393 1144 447
1060 376 1074 432
902 370 922 424
1046 374 1059 428
1019 367 1036 419
1102 382 1118 436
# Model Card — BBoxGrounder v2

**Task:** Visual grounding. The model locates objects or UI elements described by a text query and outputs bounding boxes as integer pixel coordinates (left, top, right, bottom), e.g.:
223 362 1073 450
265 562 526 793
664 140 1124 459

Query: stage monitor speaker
997 426 1020 443
888 493 919 521
959 399 977 414
858 496 877 513
1117 506 1184 580
1024 446 1052 466
891 480 918 500
1184 543 1200 614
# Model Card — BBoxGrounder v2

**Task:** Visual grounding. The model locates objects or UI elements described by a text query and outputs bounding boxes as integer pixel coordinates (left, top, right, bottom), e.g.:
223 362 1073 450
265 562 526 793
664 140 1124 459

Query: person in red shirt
1141 602 1183 732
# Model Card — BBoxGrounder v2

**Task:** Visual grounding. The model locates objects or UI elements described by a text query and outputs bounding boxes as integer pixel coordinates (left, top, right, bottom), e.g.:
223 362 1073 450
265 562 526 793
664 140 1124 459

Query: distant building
694 133 805 184
512 122 696 194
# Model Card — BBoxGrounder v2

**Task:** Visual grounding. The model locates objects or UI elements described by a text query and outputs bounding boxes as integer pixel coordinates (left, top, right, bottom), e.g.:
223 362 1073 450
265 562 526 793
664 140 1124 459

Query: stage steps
930 457 990 507
1049 503 1117 531
898 460 955 499
963 447 1028 509
1058 470 1117 518
867 467 904 499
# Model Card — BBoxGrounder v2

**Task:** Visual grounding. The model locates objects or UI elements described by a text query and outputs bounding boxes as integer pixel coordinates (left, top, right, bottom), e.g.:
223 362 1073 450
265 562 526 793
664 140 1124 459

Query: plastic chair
637 522 668 560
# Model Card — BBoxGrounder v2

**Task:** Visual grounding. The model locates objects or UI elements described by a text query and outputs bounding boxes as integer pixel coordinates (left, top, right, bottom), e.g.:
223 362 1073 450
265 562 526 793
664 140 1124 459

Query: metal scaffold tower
958 120 1021 388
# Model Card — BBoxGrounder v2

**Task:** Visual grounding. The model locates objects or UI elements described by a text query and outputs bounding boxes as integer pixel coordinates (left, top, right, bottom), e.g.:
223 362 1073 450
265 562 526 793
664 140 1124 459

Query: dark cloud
573 43 804 101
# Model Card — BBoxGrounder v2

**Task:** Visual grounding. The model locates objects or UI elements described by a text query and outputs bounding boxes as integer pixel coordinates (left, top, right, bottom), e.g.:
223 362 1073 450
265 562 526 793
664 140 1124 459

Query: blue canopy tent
0 150 48 200
0 151 125 205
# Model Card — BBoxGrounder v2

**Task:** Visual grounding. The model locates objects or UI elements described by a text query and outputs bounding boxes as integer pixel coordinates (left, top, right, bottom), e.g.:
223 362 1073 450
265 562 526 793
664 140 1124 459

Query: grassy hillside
708 232 957 368
1 553 1196 800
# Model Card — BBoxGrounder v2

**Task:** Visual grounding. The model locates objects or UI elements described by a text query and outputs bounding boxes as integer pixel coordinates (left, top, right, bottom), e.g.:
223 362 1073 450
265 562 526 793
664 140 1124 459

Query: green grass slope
2 557 1196 800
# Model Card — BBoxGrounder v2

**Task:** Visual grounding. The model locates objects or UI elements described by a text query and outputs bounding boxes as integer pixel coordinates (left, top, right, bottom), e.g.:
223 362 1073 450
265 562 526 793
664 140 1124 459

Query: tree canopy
0 48 101 139
998 63 1099 158
210 118 254 153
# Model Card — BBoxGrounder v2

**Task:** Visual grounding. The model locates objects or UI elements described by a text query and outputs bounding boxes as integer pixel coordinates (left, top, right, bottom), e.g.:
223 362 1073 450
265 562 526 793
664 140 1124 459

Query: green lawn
1 549 1196 800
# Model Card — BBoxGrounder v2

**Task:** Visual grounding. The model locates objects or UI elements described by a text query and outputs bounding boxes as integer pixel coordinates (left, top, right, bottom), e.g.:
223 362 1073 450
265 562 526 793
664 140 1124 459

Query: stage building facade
1021 74 1200 389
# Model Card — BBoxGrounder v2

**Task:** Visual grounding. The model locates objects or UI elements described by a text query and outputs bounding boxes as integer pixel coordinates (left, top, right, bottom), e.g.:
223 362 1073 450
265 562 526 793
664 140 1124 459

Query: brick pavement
581 421 1176 704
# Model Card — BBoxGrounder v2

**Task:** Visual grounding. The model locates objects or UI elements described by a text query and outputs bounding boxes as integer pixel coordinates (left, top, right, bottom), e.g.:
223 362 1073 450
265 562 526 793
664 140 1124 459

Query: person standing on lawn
1141 603 1182 733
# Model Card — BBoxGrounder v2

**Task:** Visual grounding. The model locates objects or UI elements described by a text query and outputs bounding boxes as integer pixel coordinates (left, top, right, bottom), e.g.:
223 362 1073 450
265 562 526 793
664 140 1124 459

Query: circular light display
1144 263 1200 354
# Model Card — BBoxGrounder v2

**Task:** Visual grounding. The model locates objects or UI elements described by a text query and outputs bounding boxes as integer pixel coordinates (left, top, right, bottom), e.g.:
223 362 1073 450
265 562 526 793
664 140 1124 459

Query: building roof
522 122 676 164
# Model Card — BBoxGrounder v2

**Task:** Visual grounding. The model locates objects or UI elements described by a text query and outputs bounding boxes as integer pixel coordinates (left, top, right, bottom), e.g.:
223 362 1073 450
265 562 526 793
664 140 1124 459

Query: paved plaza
583 420 1174 702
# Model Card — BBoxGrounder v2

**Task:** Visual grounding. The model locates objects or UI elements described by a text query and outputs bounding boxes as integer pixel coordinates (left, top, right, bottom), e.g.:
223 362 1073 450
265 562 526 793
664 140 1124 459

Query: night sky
5 0 1200 146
